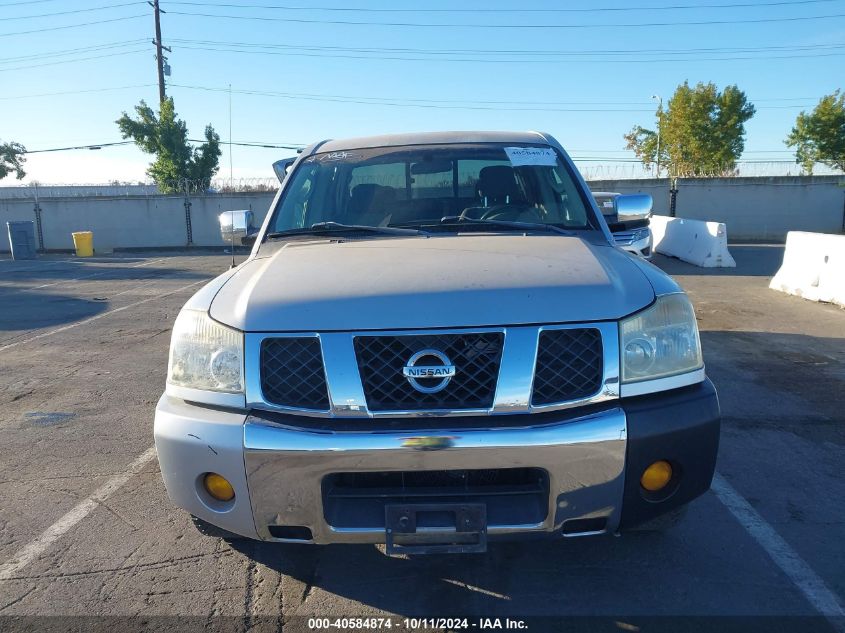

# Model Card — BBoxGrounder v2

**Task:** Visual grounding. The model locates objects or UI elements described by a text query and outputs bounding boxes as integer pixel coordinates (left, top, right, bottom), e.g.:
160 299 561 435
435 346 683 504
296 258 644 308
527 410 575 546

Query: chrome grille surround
244 322 620 418
354 332 504 411
260 337 330 410
532 328 603 406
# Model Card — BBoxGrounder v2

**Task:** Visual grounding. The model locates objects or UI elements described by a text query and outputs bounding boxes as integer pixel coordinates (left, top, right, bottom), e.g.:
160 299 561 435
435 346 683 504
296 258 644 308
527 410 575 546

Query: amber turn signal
640 460 673 492
203 472 235 502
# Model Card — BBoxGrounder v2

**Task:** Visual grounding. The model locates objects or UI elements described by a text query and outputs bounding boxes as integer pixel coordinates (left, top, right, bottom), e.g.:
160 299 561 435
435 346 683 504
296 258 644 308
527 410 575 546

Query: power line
0 0 63 5
23 141 136 154
21 140 812 168
2 2 144 21
0 39 148 64
0 14 147 38
168 84 655 112
166 9 845 29
2 38 840 70
188 139 303 149
165 0 844 12
167 83 817 112
0 82 821 107
167 38 845 57
23 139 303 153
170 41 845 64
0 48 149 72
0 83 157 100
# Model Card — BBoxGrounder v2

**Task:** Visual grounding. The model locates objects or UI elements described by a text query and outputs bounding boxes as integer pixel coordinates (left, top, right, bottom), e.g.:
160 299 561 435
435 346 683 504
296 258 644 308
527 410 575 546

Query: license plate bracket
385 503 487 555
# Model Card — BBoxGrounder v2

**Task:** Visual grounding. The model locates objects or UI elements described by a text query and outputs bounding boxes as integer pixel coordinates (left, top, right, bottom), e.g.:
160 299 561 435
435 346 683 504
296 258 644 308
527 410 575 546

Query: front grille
354 332 504 411
531 328 603 406
322 468 549 528
614 227 649 246
260 337 330 410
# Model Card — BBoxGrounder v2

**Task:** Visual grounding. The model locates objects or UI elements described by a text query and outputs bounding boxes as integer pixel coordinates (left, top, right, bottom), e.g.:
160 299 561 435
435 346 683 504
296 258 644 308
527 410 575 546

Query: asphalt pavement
0 245 842 633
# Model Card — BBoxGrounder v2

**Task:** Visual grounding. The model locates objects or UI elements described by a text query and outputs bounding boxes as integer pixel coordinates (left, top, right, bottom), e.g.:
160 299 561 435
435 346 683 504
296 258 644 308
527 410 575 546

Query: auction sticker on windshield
504 146 558 166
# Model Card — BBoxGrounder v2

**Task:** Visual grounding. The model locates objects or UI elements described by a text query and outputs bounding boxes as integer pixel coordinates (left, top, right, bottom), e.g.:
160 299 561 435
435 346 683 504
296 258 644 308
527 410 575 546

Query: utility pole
150 0 171 105
652 94 662 178
229 84 233 187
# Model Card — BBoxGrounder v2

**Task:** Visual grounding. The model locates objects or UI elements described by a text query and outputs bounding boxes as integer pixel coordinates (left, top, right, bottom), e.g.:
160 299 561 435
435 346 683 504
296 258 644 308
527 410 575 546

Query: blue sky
2 0 843 184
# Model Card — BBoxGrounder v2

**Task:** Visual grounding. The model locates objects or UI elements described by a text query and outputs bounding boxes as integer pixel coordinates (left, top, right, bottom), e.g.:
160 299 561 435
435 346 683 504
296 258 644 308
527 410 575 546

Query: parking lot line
712 473 845 621
0 279 207 353
21 258 166 292
0 446 157 582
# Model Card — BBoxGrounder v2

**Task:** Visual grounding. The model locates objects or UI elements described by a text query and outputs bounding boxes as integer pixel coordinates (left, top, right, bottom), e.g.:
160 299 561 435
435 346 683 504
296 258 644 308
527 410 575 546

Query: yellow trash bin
71 231 94 257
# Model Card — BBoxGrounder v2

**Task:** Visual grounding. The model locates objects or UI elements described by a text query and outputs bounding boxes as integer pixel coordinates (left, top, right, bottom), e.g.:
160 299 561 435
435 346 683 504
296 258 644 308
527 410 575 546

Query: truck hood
209 235 655 332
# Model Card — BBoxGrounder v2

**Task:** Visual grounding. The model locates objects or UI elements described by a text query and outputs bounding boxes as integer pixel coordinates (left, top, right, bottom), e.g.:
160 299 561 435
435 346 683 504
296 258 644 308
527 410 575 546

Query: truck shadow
233 533 676 616
0 259 212 284
0 292 110 331
0 259 217 331
228 482 760 618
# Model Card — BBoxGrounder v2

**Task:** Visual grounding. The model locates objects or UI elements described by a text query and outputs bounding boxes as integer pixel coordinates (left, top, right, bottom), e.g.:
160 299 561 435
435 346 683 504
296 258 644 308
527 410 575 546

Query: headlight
620 294 703 383
167 309 244 393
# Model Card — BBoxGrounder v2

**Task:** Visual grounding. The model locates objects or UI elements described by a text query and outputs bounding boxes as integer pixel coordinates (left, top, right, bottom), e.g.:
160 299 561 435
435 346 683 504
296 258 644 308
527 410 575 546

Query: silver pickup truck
154 131 720 554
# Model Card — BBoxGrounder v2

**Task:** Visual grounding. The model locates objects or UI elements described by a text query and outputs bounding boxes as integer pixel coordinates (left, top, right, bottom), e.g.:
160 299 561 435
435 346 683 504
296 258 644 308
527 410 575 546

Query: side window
274 164 318 230
349 163 407 200
410 168 453 200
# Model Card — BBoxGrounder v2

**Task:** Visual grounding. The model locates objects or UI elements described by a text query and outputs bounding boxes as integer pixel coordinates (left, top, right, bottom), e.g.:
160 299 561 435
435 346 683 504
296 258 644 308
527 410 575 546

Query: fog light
203 472 235 502
640 460 673 492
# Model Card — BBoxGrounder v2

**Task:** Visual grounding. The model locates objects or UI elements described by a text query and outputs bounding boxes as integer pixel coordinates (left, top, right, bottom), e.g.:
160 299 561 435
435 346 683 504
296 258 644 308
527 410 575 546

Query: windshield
267 143 595 236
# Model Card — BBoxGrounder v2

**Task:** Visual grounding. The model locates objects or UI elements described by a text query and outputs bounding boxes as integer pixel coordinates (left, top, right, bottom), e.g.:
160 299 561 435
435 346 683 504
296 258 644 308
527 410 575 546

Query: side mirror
272 157 297 183
219 209 257 246
614 194 653 225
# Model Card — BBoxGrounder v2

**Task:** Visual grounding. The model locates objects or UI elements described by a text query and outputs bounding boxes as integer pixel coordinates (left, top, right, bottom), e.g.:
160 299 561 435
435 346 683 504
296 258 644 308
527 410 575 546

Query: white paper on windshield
504 146 558 166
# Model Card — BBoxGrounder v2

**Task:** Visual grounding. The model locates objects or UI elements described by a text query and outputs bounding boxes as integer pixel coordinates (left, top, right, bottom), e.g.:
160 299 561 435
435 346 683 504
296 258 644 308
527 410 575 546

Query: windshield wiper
266 221 427 240
436 216 577 237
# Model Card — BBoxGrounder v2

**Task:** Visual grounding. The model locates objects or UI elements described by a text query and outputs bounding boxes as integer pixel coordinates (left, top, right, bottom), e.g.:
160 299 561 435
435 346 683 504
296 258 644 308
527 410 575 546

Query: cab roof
311 131 553 154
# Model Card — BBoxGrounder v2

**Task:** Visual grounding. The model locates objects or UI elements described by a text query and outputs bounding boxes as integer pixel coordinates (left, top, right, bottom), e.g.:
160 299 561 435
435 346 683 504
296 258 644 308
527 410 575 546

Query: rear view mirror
219 209 256 246
615 194 653 225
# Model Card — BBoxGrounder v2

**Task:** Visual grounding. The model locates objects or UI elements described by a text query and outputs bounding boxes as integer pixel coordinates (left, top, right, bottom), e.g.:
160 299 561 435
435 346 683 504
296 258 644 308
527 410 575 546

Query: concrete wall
587 175 845 241
2 177 843 251
188 194 275 246
0 193 275 252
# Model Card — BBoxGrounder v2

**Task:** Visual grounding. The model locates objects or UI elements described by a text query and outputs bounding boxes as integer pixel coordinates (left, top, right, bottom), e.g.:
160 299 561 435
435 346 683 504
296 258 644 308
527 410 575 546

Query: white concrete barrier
649 215 736 267
769 231 845 308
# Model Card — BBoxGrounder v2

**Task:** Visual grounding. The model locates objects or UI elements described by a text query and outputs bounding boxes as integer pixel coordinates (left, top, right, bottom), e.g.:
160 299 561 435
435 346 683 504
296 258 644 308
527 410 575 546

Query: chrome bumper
244 408 627 544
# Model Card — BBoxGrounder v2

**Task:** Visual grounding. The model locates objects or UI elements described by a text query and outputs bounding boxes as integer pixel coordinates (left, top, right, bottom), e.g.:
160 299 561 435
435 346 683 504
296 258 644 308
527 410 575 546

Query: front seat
476 165 524 206
348 184 395 226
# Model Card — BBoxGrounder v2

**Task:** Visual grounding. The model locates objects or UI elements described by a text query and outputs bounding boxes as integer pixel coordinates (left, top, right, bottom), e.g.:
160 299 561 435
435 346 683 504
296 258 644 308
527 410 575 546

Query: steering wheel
479 204 544 222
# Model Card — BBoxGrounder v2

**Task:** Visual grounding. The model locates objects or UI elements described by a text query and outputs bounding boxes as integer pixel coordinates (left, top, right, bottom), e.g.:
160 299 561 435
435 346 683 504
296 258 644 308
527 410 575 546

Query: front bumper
153 380 719 543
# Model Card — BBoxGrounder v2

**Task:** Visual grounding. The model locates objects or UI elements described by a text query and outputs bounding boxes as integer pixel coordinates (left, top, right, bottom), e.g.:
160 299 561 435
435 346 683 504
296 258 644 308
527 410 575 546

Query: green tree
116 98 221 193
785 90 845 174
625 81 756 177
0 139 27 180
